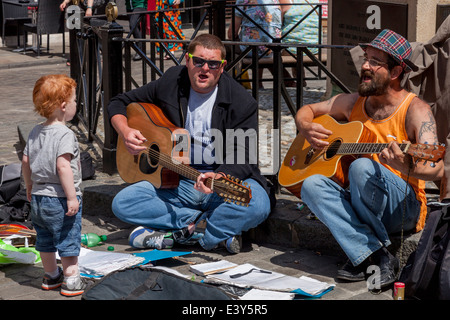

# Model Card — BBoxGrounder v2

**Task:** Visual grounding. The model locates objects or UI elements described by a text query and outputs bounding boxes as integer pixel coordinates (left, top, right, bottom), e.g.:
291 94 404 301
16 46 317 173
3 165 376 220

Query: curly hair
32 74 77 119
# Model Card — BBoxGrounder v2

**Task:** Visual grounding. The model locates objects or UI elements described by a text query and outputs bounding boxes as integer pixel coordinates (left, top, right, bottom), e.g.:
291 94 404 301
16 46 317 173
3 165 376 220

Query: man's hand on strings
194 172 225 194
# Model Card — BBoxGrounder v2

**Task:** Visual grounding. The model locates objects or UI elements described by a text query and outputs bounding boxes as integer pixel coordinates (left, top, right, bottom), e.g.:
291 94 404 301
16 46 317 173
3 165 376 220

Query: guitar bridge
304 147 315 165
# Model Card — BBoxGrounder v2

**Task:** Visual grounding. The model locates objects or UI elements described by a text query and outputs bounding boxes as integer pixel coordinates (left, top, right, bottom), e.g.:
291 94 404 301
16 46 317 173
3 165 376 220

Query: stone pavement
0 31 418 303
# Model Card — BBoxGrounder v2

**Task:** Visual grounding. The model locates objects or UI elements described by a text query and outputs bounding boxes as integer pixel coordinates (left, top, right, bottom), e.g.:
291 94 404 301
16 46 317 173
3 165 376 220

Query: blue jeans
30 195 82 257
112 178 271 250
301 158 420 266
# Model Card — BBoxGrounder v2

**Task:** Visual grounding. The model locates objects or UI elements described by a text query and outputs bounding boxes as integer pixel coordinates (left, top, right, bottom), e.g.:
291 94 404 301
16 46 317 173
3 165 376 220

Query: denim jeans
112 178 271 250
30 195 82 257
301 158 420 266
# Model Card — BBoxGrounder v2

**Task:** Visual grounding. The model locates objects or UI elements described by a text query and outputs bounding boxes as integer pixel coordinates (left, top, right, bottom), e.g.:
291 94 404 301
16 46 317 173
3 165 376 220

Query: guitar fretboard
337 143 409 155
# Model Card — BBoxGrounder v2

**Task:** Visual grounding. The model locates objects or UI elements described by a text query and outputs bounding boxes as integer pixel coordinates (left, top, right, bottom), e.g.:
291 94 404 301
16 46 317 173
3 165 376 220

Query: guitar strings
146 147 250 202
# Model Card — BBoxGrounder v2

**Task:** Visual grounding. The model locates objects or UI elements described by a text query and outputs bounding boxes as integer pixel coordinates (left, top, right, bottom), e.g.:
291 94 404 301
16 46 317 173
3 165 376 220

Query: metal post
211 0 226 40
272 45 282 193
100 20 123 174
69 28 80 81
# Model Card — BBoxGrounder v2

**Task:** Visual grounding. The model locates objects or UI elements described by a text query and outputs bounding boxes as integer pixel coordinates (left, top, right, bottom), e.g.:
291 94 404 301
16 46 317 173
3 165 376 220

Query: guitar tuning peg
235 178 240 183
227 174 231 178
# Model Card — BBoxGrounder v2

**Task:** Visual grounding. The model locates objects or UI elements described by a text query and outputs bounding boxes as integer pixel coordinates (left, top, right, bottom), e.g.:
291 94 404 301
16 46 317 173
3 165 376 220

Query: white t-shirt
185 86 218 170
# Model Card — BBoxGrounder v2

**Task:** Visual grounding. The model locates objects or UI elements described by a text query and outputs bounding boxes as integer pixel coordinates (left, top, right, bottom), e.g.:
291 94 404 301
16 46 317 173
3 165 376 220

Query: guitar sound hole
148 144 160 166
139 153 156 174
325 140 341 159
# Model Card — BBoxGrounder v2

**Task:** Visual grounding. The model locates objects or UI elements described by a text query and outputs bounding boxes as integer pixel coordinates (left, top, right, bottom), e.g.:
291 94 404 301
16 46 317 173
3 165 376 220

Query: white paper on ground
73 248 145 277
240 288 295 300
189 260 238 275
205 263 334 297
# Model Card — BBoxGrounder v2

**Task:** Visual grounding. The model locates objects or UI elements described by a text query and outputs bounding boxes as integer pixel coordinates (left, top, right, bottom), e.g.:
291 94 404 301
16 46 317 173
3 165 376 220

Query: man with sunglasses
107 34 273 254
293 29 443 289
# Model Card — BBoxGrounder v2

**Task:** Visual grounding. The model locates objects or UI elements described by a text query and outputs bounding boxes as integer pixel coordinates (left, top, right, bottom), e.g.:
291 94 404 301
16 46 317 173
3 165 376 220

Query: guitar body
116 102 187 188
278 114 378 197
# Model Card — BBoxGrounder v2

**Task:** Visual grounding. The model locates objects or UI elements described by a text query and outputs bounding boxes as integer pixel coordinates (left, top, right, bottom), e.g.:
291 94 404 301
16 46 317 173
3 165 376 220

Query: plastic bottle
81 233 107 247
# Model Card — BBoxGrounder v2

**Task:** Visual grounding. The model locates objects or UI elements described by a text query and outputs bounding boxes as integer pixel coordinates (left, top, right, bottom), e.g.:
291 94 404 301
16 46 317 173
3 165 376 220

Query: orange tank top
349 93 427 232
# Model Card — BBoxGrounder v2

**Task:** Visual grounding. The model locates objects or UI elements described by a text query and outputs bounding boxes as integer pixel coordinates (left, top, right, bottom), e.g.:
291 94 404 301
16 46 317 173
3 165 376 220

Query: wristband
87 6 92 9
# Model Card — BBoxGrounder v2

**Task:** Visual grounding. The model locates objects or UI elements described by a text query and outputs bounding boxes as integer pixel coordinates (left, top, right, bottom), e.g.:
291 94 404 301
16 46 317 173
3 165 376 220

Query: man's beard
358 71 390 96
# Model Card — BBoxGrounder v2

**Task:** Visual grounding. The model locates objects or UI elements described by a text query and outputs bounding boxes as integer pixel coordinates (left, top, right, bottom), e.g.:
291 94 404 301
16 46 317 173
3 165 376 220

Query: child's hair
33 74 77 118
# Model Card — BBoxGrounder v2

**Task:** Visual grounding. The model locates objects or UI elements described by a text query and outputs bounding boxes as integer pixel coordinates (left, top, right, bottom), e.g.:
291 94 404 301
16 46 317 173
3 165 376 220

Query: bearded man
294 29 443 289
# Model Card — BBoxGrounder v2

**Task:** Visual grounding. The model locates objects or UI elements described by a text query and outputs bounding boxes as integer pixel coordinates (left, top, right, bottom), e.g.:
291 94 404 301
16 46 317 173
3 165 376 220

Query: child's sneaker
60 275 90 297
128 226 174 249
41 266 64 290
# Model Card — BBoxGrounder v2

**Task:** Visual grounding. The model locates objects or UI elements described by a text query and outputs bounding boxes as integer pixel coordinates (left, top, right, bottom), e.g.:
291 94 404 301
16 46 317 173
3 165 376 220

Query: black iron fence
68 1 352 178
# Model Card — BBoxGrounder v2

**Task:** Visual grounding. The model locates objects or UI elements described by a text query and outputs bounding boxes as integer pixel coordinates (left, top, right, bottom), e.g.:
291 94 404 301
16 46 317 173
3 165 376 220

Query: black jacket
108 65 274 206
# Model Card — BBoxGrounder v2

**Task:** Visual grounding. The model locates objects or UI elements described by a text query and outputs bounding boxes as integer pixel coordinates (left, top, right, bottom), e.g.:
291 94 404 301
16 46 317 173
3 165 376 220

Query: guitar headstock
214 175 252 206
406 143 446 164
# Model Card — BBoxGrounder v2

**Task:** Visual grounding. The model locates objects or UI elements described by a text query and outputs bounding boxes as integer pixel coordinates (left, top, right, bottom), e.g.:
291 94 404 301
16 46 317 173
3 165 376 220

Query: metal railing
68 1 352 180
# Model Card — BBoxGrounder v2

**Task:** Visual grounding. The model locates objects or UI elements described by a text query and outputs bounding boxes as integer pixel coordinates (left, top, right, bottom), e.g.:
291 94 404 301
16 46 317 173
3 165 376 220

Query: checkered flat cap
360 29 418 72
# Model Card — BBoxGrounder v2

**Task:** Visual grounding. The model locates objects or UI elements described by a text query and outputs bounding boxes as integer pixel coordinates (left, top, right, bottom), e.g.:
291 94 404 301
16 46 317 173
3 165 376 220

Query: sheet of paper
205 263 335 297
240 289 295 300
189 260 238 275
78 248 144 277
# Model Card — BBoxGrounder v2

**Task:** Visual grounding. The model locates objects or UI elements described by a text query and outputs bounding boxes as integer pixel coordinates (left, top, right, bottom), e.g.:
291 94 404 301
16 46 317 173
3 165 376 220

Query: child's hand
66 198 80 216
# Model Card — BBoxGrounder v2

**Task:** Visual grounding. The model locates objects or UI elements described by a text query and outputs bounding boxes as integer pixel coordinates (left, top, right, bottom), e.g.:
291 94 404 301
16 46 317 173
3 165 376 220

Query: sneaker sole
336 273 365 282
60 288 84 297
41 283 62 290
226 237 241 254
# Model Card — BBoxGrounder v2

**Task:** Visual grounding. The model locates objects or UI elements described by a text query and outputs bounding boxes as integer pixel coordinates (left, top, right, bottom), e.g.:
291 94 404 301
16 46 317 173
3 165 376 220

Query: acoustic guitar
278 114 445 197
116 103 252 206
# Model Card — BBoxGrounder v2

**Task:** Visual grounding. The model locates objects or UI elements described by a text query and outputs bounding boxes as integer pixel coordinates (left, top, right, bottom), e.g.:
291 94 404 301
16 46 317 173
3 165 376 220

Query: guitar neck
152 149 217 188
337 143 409 155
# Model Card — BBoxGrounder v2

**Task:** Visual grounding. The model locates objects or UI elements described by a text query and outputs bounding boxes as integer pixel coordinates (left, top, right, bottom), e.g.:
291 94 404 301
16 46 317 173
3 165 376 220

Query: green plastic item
81 233 107 247
0 239 41 264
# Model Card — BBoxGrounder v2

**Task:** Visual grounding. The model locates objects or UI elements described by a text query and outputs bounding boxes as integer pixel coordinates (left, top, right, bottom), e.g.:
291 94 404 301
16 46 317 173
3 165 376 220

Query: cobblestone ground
0 63 69 166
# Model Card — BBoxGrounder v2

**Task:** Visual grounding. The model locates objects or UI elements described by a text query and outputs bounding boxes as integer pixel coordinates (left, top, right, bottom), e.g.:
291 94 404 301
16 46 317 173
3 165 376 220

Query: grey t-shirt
24 123 82 197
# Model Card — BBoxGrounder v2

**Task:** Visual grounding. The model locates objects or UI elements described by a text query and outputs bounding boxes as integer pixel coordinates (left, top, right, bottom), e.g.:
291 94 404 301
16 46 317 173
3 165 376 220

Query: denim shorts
30 195 82 257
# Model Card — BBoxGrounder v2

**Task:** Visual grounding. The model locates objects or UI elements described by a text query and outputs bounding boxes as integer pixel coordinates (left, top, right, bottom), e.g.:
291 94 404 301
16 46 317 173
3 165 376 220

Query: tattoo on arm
418 110 439 144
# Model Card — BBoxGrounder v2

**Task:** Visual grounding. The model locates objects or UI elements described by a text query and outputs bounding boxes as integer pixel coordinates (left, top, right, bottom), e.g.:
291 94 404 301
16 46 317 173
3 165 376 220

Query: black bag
398 201 450 300
82 267 233 300
0 163 21 204
80 151 95 180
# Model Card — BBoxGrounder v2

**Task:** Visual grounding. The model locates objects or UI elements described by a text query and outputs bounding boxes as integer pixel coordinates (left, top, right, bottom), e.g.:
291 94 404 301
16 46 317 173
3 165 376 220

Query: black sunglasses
188 53 224 70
